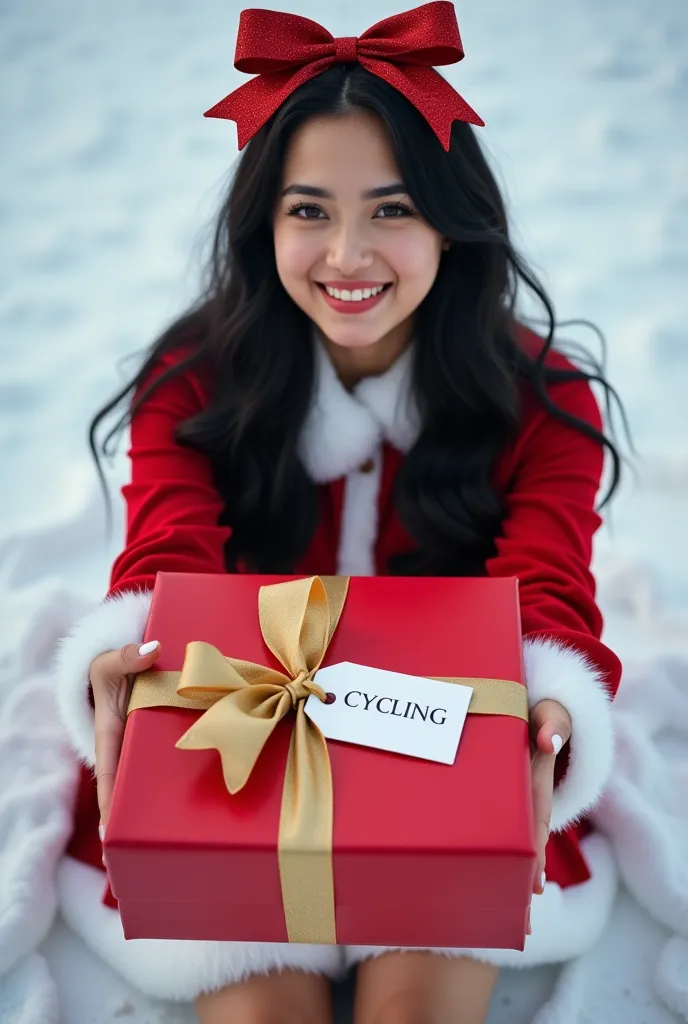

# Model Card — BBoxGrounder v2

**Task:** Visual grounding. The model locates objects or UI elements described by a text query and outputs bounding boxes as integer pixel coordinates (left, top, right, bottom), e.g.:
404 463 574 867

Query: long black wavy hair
90 64 629 575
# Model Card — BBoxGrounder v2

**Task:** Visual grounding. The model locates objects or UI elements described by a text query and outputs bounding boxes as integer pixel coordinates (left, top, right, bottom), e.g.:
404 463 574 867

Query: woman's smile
316 281 392 314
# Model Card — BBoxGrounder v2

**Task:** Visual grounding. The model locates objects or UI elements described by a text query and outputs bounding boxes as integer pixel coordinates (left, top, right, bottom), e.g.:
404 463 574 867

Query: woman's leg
353 951 499 1024
195 970 333 1024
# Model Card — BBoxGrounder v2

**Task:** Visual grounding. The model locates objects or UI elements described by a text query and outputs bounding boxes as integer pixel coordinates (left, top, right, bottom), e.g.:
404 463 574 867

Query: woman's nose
325 225 373 274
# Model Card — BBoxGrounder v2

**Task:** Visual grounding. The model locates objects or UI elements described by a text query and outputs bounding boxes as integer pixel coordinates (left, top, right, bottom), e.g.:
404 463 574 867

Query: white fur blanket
1 508 687 1024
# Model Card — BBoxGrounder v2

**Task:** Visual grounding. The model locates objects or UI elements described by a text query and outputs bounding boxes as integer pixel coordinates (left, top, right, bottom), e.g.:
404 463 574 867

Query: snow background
1 0 687 1020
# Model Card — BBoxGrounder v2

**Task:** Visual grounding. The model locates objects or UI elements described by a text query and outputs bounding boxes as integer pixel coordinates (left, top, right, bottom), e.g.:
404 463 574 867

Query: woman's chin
317 322 393 351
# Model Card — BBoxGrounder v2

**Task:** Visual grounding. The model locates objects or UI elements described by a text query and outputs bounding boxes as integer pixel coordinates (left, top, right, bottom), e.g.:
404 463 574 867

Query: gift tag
304 663 473 765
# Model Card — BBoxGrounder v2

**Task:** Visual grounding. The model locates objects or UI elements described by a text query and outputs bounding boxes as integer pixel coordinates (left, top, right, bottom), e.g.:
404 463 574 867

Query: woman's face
273 111 445 359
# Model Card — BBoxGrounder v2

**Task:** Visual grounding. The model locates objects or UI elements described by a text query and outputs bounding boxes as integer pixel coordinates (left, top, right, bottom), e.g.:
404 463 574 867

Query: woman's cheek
275 230 320 288
387 231 442 287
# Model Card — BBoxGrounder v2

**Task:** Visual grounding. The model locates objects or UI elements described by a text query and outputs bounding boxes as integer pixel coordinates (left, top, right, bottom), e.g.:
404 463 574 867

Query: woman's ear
442 239 452 251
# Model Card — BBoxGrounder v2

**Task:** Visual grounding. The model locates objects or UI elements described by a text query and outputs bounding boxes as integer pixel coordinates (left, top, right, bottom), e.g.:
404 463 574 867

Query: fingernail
138 640 158 656
552 734 563 754
99 823 105 842
541 870 546 891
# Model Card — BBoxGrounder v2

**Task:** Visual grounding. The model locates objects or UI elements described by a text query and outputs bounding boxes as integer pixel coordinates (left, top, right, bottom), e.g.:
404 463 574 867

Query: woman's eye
375 202 414 218
287 203 325 219
285 201 414 220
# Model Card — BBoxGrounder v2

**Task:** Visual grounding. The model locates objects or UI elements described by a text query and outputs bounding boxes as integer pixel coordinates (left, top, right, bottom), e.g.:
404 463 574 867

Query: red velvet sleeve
486 372 622 698
107 354 230 598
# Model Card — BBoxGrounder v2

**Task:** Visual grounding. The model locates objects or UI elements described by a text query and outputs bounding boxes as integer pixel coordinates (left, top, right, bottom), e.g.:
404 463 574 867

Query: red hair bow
204 2 484 151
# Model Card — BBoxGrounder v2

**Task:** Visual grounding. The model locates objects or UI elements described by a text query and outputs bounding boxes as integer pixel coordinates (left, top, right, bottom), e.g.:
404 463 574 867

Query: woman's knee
194 968 333 1024
353 951 499 1024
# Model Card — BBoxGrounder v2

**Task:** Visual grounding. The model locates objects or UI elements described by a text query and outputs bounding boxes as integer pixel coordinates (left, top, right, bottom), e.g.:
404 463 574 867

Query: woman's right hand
90 639 161 836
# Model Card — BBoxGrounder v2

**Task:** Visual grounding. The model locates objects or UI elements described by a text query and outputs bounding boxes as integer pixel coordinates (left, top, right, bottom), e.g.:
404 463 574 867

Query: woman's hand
526 698 572 934
90 640 161 840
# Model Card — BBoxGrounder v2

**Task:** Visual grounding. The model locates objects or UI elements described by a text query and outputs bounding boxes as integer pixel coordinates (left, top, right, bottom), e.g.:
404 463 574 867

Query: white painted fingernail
99 823 105 842
552 734 563 754
138 640 158 656
541 871 546 890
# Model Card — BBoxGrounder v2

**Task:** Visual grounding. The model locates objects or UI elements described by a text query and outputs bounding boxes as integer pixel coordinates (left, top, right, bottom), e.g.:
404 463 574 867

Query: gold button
358 458 375 474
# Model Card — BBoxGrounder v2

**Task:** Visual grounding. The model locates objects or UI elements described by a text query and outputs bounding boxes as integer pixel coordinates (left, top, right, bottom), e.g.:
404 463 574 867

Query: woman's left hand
526 698 572 934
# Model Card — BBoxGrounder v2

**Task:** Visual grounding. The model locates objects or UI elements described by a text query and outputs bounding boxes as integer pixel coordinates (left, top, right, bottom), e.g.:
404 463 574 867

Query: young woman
55 4 624 1022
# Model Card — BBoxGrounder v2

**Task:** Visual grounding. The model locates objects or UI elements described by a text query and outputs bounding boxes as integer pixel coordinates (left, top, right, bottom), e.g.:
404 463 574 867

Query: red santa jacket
56 327 621 901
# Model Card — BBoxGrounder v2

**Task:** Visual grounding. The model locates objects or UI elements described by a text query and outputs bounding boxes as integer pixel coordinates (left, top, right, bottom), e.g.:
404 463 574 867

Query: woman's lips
316 282 392 315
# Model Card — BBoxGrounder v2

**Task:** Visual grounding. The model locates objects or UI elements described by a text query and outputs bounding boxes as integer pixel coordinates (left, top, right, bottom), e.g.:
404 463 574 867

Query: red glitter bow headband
204 1 484 152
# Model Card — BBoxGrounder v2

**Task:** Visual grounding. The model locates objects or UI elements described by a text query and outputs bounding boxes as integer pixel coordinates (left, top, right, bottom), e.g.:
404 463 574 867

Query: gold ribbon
127 575 528 944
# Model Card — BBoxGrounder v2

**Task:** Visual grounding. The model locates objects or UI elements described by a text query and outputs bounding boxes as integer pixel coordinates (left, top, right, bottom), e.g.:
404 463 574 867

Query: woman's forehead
281 112 400 186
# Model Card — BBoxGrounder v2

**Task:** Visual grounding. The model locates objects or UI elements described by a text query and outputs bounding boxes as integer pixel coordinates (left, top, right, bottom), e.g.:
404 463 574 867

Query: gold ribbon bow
129 575 348 944
128 574 529 944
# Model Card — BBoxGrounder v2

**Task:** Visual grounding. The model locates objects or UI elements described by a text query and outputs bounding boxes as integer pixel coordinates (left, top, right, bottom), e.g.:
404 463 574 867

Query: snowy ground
1 0 687 1021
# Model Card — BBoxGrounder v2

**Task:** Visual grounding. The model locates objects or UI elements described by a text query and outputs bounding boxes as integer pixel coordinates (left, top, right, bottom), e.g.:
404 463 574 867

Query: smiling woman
53 5 627 1024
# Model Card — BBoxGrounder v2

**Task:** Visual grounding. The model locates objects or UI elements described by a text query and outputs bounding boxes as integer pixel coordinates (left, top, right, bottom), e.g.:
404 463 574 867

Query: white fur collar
298 337 421 483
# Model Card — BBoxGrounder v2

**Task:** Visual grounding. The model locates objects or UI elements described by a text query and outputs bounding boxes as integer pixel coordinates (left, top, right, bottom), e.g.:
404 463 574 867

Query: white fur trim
344 831 617 970
53 590 153 768
57 856 345 1001
523 636 615 833
298 337 419 483
356 345 419 454
298 341 380 483
336 449 383 576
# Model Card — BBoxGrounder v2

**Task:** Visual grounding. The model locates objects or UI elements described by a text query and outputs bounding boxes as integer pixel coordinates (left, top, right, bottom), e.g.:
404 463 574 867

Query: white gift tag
304 663 473 765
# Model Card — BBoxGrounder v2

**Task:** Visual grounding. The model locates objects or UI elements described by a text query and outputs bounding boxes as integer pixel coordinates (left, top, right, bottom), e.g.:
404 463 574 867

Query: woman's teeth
323 284 386 302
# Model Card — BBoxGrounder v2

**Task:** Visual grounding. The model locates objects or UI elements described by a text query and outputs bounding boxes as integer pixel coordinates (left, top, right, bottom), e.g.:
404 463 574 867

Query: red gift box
106 573 536 949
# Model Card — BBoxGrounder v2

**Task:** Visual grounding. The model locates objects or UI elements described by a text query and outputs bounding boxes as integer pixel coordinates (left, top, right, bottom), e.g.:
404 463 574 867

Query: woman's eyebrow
281 183 407 200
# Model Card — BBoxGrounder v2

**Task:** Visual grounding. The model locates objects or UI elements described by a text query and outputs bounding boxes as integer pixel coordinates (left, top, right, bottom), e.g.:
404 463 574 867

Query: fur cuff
523 636 615 832
53 590 153 767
